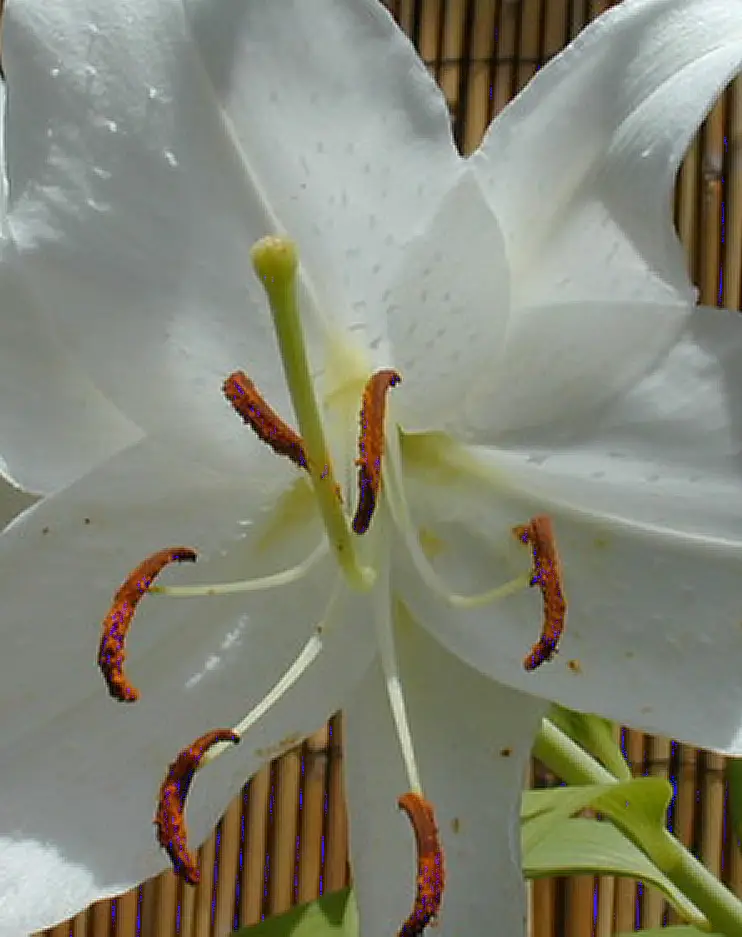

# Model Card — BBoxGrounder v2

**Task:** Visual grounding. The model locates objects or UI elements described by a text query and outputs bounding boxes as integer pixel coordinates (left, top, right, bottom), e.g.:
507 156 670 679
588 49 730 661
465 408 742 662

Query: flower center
96 236 567 935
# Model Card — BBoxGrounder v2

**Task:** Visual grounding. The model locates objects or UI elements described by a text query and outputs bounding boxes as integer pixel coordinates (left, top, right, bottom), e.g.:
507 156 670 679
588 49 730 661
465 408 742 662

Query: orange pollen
98 547 197 702
512 515 567 671
223 370 307 470
352 368 401 535
397 792 445 937
154 728 240 885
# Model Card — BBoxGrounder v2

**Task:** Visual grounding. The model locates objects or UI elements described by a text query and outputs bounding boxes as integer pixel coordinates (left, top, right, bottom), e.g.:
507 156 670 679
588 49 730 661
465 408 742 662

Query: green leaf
524 816 705 927
547 706 631 781
232 888 357 937
726 757 742 847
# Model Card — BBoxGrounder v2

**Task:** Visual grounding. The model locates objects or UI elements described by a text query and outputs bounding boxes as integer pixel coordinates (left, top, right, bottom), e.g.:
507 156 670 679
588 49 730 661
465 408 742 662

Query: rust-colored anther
352 368 401 534
223 370 307 470
513 515 567 671
397 792 445 937
154 728 240 884
98 547 197 702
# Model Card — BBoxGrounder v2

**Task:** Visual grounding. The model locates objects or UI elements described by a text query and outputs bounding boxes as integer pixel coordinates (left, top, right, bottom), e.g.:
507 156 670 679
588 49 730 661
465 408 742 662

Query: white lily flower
1 0 742 934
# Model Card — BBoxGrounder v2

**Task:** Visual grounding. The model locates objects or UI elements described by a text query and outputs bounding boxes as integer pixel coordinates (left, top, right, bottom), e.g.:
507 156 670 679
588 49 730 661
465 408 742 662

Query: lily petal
0 250 143 493
344 610 546 937
0 437 375 934
468 0 742 437
2 0 460 449
400 440 742 753
2 0 292 445
384 169 511 432
182 0 460 345
490 303 742 540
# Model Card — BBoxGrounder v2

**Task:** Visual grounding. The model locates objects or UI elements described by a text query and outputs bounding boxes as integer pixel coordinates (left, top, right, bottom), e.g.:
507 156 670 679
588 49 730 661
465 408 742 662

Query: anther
397 792 445 936
154 728 240 884
353 369 401 535
513 516 567 670
223 370 308 470
98 547 197 701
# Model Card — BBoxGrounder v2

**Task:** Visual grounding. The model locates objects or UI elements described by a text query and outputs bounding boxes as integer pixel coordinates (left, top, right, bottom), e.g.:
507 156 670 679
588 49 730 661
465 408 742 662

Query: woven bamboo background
27 0 742 935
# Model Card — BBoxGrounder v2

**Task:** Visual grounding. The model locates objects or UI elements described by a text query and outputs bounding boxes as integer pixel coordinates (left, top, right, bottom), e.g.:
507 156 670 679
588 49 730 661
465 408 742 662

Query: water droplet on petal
163 149 178 168
50 66 61 78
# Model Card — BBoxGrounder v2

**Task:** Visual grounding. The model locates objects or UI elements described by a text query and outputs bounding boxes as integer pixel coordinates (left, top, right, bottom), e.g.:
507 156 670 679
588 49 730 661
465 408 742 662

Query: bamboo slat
28 1 742 935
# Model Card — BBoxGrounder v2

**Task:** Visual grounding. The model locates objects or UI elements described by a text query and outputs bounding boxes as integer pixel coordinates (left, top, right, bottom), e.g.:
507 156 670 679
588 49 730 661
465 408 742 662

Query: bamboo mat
30 0 742 934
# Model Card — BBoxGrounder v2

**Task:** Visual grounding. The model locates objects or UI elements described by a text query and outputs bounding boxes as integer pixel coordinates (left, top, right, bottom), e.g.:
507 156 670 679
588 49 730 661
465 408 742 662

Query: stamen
200 578 346 769
99 547 197 701
513 516 567 671
383 429 531 608
150 540 327 598
397 792 445 937
223 370 307 470
251 236 374 591
352 369 401 535
154 728 240 884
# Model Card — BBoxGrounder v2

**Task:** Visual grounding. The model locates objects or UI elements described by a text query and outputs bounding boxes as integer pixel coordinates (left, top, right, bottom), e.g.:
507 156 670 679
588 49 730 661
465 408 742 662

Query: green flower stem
533 719 742 937
251 237 374 591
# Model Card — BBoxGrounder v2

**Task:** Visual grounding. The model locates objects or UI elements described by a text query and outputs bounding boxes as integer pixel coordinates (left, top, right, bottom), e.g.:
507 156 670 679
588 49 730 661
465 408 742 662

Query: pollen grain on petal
397 791 445 937
223 370 308 470
154 728 240 884
98 547 197 702
353 368 401 535
513 515 567 671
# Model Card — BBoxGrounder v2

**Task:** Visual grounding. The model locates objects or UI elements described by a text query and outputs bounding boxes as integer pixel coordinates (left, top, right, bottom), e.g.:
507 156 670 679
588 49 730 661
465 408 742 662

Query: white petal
400 445 742 754
384 170 511 432
489 303 742 539
2 0 292 443
3 0 459 444
466 298 699 441
469 0 742 436
344 612 546 936
182 0 460 346
474 0 742 299
0 252 143 493
0 437 374 933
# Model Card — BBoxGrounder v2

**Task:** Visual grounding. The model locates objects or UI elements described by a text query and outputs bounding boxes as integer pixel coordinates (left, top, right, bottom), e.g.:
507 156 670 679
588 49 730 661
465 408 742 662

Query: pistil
251 236 374 591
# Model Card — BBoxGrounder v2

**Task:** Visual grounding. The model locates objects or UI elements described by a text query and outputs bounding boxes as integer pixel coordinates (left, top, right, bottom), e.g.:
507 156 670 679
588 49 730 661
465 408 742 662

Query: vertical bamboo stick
269 747 301 915
491 0 519 116
213 798 243 937
566 875 595 937
613 730 644 933
47 921 71 937
723 76 742 310
462 0 498 153
298 728 330 904
324 715 349 895
71 911 88 937
569 0 590 38
595 725 622 937
701 754 727 883
417 0 444 68
88 899 111 937
516 0 542 92
114 886 139 937
142 871 177 937
179 861 196 937
541 0 569 61
239 765 271 927
699 98 726 307
668 743 698 925
437 0 467 124
642 737 672 928
192 832 217 937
